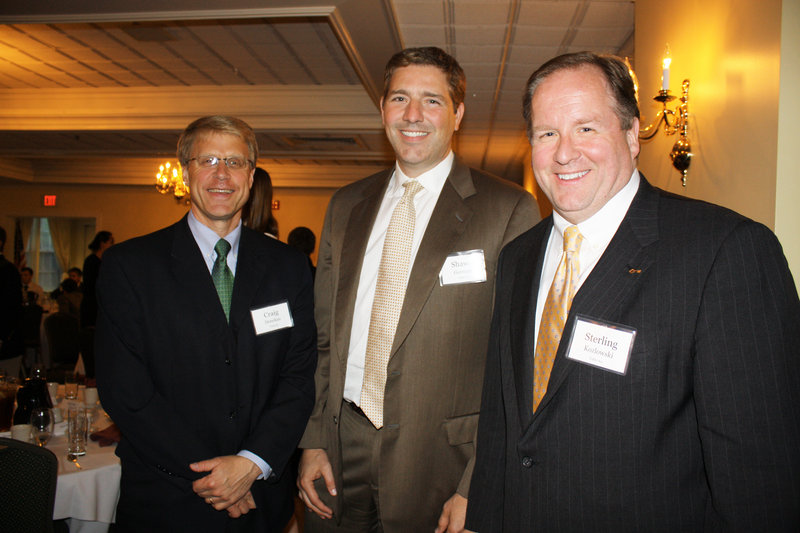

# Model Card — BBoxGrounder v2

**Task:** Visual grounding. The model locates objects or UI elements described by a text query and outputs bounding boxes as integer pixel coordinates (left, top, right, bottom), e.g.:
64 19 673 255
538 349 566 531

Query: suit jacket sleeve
96 247 214 480
299 196 336 450
456 190 539 497
693 219 800 529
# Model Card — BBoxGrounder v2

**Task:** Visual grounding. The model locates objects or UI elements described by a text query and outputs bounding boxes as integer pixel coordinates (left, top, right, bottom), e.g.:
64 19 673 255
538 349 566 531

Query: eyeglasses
188 155 253 170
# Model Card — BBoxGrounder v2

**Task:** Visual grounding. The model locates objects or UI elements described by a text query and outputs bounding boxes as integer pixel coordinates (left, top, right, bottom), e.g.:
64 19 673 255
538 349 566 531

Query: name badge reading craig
565 315 636 375
439 249 487 286
251 301 294 335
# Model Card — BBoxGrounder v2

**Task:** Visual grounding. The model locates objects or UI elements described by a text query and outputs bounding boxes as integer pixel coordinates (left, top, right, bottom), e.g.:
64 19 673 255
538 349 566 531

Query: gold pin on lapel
628 267 642 274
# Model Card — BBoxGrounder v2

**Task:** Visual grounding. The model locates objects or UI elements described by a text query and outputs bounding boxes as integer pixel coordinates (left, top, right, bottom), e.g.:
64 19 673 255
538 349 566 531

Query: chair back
0 436 58 533
43 312 80 366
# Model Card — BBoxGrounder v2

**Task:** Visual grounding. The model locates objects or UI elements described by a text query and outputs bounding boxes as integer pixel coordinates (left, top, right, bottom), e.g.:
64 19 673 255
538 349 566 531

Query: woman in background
80 230 113 379
242 167 279 239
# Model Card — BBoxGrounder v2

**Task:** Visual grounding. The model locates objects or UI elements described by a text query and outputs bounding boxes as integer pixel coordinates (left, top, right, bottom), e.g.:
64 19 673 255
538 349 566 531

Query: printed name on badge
439 249 487 286
251 301 294 335
565 315 636 375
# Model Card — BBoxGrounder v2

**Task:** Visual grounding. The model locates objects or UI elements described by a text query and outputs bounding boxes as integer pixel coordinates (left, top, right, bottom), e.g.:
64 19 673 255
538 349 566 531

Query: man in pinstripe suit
466 52 800 532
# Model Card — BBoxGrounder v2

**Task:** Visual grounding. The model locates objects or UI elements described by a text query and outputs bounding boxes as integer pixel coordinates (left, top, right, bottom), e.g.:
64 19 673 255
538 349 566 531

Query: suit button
229 411 237 419
225 357 231 365
521 456 533 468
333 416 338 425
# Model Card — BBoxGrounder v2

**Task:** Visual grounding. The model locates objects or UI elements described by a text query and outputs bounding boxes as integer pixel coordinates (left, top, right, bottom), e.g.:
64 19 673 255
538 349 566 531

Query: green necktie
212 238 234 322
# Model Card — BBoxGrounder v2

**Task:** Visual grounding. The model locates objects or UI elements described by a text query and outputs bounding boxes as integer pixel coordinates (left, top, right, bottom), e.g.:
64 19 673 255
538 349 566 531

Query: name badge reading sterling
251 301 294 335
565 315 636 375
439 249 487 286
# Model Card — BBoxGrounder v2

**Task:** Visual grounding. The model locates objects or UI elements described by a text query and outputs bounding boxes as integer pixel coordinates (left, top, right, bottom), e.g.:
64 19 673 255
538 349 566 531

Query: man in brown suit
297 47 540 532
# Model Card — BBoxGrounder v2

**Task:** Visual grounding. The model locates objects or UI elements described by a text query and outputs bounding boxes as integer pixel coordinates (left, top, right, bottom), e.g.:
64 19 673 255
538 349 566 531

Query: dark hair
89 231 113 252
383 47 466 109
287 227 316 256
68 267 82 277
61 278 78 293
21 267 33 275
522 51 640 140
242 167 279 237
177 115 258 167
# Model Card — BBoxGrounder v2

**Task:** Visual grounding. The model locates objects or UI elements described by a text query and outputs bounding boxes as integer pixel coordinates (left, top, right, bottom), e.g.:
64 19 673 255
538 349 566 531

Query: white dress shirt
343 152 454 405
534 170 641 344
187 212 271 479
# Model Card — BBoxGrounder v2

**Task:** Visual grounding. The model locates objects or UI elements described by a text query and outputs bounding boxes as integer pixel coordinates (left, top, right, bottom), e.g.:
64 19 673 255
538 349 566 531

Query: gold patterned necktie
533 225 583 412
212 238 234 322
361 179 424 428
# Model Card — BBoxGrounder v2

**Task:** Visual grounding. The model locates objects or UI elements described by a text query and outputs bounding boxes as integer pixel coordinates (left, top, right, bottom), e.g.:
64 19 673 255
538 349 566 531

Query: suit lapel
229 227 269 331
529 177 660 421
510 220 551 426
169 217 229 337
333 172 390 363
390 158 475 355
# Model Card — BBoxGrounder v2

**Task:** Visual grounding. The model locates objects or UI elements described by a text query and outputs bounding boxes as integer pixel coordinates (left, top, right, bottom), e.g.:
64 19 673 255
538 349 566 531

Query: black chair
43 312 80 383
0 436 58 533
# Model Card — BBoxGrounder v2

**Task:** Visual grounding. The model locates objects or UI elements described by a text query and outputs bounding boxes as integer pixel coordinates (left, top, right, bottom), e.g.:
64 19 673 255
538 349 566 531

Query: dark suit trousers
304 402 383 533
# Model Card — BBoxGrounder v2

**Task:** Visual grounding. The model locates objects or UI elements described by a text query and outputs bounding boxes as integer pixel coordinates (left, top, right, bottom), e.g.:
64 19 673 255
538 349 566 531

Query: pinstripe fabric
467 177 800 533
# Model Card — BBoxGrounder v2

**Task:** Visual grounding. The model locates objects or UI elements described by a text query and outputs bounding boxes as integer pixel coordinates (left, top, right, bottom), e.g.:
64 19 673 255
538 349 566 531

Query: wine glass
30 407 54 447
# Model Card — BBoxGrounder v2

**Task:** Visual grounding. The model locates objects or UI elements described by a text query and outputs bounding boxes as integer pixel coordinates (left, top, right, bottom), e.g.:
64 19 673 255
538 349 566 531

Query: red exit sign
43 195 57 207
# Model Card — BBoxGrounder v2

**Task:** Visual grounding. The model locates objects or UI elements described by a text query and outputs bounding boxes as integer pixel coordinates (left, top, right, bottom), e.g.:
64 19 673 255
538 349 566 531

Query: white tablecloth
48 406 121 533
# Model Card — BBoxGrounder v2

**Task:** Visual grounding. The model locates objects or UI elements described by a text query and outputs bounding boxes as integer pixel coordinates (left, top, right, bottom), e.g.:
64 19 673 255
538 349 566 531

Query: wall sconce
636 46 693 187
155 161 190 203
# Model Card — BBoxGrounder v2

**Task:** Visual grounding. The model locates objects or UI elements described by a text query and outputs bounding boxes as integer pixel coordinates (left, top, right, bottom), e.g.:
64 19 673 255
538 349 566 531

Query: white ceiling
0 0 634 189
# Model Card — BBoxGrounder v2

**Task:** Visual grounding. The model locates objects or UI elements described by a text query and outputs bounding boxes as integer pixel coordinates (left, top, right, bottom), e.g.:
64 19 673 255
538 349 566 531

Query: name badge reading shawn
439 249 487 286
250 301 294 335
565 315 636 375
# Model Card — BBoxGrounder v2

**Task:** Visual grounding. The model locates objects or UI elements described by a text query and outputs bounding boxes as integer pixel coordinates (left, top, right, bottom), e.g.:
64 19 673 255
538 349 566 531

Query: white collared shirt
534 170 641 344
187 211 241 275
186 212 271 480
343 152 454 405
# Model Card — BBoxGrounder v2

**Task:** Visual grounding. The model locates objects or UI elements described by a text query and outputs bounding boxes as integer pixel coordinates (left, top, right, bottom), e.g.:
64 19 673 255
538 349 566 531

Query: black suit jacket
96 216 317 532
0 253 23 360
467 176 800 532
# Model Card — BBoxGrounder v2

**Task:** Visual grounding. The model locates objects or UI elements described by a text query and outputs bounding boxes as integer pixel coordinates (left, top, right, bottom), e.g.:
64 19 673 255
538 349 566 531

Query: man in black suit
466 52 800 532
0 226 24 377
96 116 317 532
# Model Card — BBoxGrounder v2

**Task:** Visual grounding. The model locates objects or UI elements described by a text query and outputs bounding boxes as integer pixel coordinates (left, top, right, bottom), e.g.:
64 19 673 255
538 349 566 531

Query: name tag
439 249 487 286
250 301 294 335
565 315 636 375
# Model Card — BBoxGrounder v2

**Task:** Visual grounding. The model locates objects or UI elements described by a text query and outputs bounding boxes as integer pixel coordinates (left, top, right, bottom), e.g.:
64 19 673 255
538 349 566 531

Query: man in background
0 226 23 377
20 267 45 305
466 51 800 532
297 47 539 532
96 115 317 532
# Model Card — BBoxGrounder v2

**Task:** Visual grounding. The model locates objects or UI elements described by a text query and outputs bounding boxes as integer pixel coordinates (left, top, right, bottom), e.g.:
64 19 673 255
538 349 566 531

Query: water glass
30 407 54 447
64 371 78 400
67 405 87 456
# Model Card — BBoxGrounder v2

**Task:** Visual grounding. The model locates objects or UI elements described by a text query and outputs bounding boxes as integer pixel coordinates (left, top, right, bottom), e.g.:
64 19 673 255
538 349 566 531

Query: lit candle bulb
661 45 671 92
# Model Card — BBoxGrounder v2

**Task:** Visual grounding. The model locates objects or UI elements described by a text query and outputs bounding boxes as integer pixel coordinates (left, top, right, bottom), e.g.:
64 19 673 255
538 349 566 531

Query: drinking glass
30 407 54 447
64 371 78 400
67 405 87 456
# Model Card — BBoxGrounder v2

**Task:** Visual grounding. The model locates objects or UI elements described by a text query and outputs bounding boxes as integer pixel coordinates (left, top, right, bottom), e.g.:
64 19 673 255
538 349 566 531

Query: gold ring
207 497 214 504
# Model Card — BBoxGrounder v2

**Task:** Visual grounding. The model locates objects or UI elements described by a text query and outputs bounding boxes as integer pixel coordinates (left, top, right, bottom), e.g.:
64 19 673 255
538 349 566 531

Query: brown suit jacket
299 157 540 530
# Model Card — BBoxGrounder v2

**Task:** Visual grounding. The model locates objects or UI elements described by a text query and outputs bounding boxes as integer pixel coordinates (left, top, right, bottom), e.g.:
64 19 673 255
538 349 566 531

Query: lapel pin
627 267 642 275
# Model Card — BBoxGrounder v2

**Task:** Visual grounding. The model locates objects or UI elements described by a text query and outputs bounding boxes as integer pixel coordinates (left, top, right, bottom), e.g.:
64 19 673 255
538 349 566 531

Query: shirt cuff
237 450 272 480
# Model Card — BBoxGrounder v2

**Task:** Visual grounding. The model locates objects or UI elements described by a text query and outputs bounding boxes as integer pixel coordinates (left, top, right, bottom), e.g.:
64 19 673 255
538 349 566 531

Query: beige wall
776 0 800 290
636 0 799 288
0 183 335 264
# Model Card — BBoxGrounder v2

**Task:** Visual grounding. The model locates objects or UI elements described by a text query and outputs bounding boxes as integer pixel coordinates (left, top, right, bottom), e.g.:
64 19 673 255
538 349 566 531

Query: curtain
16 217 34 268
47 217 72 274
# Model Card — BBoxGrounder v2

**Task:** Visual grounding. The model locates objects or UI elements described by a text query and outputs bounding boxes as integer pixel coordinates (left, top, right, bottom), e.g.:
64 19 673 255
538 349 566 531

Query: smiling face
530 65 639 224
186 131 254 237
380 65 464 178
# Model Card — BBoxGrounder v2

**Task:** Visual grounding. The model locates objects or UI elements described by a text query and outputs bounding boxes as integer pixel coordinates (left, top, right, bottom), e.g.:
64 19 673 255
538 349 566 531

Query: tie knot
562 225 583 254
402 179 423 199
214 238 231 259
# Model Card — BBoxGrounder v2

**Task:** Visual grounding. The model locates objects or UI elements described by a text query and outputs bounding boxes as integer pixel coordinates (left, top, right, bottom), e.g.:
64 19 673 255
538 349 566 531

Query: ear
627 117 640 159
380 97 386 127
454 102 465 132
